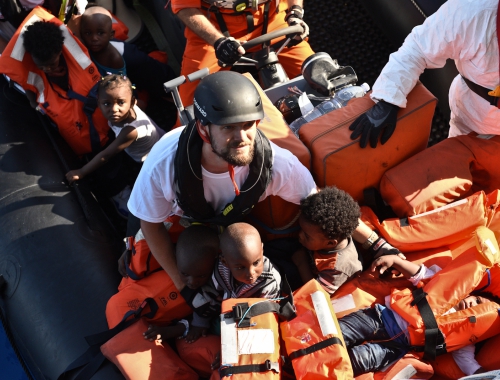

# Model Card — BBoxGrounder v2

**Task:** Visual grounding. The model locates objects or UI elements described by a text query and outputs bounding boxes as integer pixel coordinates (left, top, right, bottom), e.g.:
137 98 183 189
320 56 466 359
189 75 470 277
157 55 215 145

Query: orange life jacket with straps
390 227 500 361
0 7 109 156
280 279 353 380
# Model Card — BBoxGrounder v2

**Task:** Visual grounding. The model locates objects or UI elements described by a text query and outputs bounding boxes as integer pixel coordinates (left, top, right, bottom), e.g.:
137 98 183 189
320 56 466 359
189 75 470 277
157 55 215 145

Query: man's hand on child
211 351 221 370
65 170 84 185
185 325 207 343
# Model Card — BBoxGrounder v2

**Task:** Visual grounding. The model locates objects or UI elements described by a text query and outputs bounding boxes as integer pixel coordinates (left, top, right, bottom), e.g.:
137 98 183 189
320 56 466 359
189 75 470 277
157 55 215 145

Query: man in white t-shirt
128 71 398 303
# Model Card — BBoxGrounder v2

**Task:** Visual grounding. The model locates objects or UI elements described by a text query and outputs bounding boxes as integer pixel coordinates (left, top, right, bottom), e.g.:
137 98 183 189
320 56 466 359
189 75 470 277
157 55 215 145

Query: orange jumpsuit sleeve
170 0 202 14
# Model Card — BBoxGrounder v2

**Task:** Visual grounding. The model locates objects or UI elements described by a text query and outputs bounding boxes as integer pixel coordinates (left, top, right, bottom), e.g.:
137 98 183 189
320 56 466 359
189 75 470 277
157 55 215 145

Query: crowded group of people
0 0 499 377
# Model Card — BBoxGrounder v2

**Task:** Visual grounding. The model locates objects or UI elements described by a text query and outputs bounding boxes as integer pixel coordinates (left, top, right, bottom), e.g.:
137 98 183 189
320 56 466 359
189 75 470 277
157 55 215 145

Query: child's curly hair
300 186 360 242
98 74 133 96
23 21 64 63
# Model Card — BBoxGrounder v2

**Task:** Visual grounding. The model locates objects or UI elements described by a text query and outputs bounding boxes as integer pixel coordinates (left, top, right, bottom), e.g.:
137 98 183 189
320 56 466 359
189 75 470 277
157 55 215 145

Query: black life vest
174 120 273 227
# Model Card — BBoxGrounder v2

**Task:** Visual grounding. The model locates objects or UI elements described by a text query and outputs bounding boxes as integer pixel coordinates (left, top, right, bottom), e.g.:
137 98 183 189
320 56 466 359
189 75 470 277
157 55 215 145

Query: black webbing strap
461 75 500 108
212 6 231 37
58 298 158 380
289 337 344 360
219 359 279 378
410 288 445 361
124 248 162 281
66 85 102 154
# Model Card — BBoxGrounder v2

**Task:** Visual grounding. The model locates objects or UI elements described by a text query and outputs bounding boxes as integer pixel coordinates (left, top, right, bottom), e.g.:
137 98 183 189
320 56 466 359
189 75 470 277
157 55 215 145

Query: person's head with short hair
80 5 114 54
193 72 264 167
299 186 360 251
176 225 220 289
23 21 65 74
220 222 264 285
98 74 136 125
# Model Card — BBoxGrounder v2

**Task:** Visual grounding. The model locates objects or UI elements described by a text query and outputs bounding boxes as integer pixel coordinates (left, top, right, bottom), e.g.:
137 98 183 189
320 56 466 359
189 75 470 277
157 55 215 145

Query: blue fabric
377 304 409 346
91 54 126 77
1 322 29 380
338 306 409 376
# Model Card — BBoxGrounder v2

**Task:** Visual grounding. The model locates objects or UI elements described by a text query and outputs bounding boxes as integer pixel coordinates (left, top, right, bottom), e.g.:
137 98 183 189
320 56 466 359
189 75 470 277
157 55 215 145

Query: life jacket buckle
264 360 280 373
232 302 250 321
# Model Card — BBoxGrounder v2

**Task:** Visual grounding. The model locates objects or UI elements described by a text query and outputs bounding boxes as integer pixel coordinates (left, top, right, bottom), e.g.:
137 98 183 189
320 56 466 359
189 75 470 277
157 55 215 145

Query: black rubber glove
349 100 399 148
285 5 309 47
180 285 220 319
368 237 403 278
368 237 401 259
214 36 243 67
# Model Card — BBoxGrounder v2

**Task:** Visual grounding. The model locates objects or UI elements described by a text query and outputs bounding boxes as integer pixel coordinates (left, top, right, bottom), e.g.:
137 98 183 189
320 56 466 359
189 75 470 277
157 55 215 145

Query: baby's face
222 245 264 285
456 295 490 310
80 14 114 53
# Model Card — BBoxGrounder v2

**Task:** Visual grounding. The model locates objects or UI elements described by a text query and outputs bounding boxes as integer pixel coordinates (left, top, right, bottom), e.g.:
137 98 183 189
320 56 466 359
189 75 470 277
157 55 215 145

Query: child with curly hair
291 186 363 295
66 74 165 214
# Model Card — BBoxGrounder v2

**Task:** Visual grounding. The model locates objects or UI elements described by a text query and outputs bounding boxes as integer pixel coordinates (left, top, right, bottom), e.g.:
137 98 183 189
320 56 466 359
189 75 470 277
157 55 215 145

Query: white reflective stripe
59 25 92 70
11 14 44 61
237 329 274 355
311 290 337 337
27 71 45 103
485 239 498 255
331 294 356 314
410 198 468 219
221 314 238 365
390 364 417 379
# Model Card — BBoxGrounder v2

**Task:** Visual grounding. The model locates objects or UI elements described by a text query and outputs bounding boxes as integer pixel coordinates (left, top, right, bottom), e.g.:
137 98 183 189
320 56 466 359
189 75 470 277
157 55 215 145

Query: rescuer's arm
140 219 184 290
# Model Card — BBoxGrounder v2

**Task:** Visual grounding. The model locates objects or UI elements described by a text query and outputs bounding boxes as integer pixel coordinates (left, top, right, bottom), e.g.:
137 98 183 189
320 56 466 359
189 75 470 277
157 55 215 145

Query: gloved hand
285 5 309 47
368 237 405 259
214 36 244 67
180 285 220 319
349 100 399 148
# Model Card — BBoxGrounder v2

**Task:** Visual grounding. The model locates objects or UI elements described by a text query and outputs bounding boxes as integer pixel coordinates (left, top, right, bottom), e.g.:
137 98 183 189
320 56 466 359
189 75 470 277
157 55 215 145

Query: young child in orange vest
171 222 282 379
340 254 493 377
65 74 164 216
290 186 364 295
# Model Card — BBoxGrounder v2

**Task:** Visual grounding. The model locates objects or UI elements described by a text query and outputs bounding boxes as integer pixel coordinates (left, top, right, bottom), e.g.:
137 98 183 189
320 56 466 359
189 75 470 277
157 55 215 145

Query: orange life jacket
390 227 500 360
280 279 353 380
355 353 434 380
0 7 109 156
120 215 185 286
110 12 129 41
360 190 493 253
219 298 282 380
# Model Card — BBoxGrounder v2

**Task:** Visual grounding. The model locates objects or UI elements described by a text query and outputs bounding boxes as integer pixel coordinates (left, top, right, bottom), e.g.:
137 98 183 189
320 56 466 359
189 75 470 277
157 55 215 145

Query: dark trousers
338 307 409 376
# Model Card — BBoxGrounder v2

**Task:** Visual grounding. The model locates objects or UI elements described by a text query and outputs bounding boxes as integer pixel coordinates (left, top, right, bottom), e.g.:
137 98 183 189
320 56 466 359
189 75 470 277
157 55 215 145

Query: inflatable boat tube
0 77 124 379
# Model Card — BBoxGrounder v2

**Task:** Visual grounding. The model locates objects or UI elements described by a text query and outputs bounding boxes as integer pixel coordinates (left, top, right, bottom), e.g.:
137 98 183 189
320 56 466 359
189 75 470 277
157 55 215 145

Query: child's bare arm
65 126 137 184
371 255 420 279
292 247 315 284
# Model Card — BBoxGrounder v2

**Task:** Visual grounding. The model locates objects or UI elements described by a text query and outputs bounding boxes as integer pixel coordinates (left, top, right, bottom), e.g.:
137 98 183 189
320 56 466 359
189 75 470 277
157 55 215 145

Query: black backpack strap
58 298 158 380
219 359 279 378
66 83 101 154
288 337 344 360
410 288 446 361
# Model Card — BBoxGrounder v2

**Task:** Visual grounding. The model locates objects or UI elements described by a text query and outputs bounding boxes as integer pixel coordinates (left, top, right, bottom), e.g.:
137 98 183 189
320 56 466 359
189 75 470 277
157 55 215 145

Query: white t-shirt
109 105 165 163
371 0 499 137
128 126 317 223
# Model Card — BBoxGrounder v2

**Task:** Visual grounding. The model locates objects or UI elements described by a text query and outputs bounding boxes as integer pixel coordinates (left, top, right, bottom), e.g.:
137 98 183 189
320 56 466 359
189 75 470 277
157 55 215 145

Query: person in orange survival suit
0 7 109 157
172 0 315 105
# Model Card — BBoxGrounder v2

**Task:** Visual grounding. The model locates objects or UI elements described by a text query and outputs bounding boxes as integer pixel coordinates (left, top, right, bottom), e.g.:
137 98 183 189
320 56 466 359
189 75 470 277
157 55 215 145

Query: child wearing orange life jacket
339 255 489 377
174 223 282 378
65 74 164 215
290 186 363 295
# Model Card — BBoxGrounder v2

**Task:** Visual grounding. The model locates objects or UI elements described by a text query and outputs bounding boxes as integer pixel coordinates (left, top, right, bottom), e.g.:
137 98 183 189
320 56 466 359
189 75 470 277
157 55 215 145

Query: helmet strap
196 120 211 144
228 164 241 196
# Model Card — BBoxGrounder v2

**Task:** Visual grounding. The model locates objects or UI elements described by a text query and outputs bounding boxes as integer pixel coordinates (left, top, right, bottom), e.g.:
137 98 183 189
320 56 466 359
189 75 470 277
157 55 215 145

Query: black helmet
274 94 302 124
193 71 264 125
